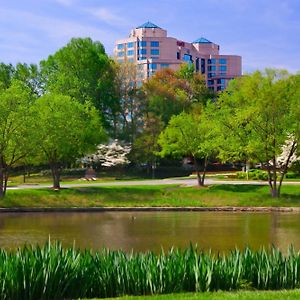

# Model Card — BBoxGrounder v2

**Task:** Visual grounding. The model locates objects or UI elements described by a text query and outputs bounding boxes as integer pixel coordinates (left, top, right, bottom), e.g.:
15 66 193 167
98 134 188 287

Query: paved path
7 177 300 190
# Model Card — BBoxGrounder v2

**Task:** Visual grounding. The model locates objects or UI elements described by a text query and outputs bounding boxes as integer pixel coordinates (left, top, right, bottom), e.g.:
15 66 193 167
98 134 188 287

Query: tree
131 114 164 178
113 61 144 142
40 38 118 130
158 111 215 186
82 140 131 169
32 94 106 189
0 80 34 198
143 64 212 126
212 69 299 197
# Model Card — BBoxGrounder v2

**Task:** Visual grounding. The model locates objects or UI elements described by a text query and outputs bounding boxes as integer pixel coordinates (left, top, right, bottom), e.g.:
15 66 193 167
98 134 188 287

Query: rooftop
193 37 212 44
136 21 161 29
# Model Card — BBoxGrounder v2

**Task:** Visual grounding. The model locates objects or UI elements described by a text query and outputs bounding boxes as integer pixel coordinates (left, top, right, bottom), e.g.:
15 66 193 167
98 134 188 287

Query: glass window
208 65 216 71
149 63 157 69
117 59 124 63
151 57 159 60
177 52 180 60
219 66 227 71
138 41 147 47
208 59 216 64
150 41 159 47
217 78 226 84
207 80 214 86
150 49 159 55
219 58 227 64
219 72 227 76
138 49 147 55
137 81 143 87
148 71 156 76
117 44 124 50
217 85 225 91
128 58 134 63
127 42 134 48
117 51 124 57
160 63 169 68
138 57 147 60
127 50 134 56
183 54 192 62
208 73 216 78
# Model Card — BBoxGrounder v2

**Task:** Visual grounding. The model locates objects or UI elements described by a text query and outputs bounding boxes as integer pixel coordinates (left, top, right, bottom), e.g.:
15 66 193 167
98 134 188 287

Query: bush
237 170 268 180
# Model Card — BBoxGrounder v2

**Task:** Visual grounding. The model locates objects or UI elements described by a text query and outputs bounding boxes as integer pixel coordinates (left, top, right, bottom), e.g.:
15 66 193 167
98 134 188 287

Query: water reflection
0 212 299 253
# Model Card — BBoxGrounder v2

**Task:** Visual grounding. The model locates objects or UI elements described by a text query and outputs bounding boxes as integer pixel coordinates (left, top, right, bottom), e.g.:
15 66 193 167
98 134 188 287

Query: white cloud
54 0 74 6
86 7 129 27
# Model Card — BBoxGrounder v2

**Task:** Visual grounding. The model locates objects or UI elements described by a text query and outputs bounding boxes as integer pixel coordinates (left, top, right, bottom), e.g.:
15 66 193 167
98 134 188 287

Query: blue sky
1 0 300 73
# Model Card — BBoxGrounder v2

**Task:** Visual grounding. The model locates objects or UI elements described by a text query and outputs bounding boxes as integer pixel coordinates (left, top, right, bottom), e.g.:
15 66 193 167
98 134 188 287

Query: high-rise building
114 21 242 91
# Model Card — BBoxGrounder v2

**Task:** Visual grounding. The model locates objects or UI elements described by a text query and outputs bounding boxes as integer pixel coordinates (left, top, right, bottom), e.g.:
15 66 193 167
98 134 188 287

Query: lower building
114 21 242 91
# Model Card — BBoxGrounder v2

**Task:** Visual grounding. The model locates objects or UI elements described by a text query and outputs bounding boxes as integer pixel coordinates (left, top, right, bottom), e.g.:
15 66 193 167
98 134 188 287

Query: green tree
40 38 118 130
143 64 212 126
0 80 34 198
212 69 299 197
131 114 164 178
158 111 215 186
32 94 106 189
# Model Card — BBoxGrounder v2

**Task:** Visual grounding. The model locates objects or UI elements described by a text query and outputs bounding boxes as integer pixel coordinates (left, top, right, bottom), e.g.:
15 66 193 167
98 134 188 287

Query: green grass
1 243 300 299
2 184 300 208
97 289 300 300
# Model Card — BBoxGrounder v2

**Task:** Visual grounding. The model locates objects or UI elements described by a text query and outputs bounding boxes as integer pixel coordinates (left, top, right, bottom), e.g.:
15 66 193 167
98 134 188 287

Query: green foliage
236 170 268 180
0 80 35 197
40 37 118 128
0 243 299 299
209 69 300 197
31 93 106 188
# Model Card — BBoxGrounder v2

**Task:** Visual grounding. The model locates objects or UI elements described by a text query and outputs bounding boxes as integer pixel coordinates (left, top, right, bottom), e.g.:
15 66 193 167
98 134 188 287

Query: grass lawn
1 184 300 208
88 290 300 300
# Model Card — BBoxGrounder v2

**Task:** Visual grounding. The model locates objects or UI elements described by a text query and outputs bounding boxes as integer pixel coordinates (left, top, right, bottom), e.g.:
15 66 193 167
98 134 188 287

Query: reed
0 243 299 299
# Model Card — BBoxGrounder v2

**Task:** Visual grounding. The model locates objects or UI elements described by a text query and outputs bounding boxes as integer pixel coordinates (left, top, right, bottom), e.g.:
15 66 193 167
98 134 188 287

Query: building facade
114 22 242 91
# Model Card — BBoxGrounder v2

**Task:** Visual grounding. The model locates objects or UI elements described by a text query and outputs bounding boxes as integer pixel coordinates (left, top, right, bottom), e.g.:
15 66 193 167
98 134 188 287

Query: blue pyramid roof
193 37 212 44
136 21 161 29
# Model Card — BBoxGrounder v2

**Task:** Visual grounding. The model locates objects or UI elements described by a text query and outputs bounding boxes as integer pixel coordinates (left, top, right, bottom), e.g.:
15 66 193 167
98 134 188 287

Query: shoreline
1 206 300 213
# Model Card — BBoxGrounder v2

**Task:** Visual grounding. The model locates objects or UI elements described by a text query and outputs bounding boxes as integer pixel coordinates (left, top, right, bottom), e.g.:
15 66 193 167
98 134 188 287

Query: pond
0 211 299 253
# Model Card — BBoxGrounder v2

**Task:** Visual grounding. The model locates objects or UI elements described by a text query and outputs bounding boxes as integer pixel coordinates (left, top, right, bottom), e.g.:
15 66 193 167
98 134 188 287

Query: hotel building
114 22 242 92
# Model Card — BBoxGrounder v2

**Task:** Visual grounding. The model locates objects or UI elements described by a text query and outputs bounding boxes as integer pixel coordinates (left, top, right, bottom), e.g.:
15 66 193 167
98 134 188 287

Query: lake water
0 211 299 253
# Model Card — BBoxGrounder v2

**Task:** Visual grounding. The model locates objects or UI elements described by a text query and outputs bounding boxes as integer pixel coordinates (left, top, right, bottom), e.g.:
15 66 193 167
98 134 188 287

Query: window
207 80 214 86
219 72 227 76
177 52 181 60
127 42 134 48
117 44 124 50
219 58 227 64
208 87 214 91
208 65 216 71
127 50 134 56
217 85 225 91
138 49 147 55
149 63 157 69
208 73 216 78
217 78 226 84
150 49 159 55
150 41 159 47
138 56 147 60
183 54 193 63
138 41 147 47
208 58 216 64
151 57 159 60
219 66 227 71
137 81 143 87
160 63 170 68
128 58 134 63
117 59 124 63
148 71 156 76
117 51 124 57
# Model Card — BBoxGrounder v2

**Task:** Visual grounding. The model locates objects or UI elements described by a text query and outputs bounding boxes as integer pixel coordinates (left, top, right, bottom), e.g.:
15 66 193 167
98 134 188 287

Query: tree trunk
0 166 4 199
194 157 205 187
50 163 61 189
0 158 8 198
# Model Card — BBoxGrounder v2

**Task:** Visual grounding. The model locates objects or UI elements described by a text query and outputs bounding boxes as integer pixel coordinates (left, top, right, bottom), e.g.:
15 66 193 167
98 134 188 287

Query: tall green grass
0 243 299 299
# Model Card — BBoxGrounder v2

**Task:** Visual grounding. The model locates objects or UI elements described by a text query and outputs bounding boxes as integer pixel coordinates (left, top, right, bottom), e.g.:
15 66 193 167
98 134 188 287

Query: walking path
7 177 300 190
